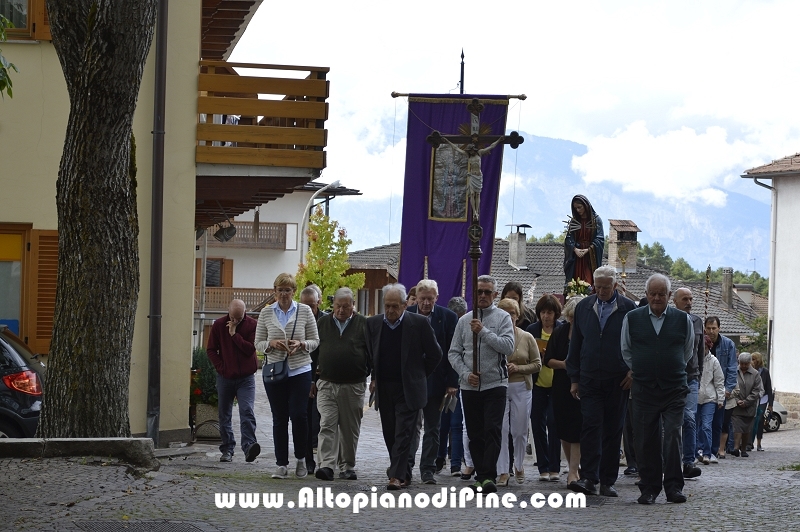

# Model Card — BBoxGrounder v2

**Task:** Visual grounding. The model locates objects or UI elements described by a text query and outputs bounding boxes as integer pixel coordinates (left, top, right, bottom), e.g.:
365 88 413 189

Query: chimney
507 224 530 270
608 220 641 274
721 267 734 309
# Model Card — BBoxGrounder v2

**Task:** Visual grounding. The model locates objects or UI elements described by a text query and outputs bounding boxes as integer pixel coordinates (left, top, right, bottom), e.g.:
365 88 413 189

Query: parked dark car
0 325 45 438
764 399 788 433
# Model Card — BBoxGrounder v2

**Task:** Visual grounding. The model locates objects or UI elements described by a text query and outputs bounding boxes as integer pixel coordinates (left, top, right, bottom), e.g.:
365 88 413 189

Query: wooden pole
468 219 482 382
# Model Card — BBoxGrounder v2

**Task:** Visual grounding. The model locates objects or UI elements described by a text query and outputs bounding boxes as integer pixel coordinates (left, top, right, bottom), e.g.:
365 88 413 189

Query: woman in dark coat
563 195 604 290
544 295 585 485
730 352 764 457
750 352 773 451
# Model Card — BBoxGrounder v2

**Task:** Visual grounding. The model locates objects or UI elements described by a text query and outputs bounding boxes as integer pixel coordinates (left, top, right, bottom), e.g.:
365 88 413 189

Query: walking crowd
205 195 773 504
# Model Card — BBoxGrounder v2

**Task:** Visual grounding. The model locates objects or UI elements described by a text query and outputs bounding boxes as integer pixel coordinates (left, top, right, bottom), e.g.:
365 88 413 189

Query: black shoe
244 443 261 463
746 444 753 451
666 490 687 503
526 443 533 455
731 449 740 457
682 463 702 479
339 470 358 480
481 480 497 494
599 485 618 497
568 479 597 495
315 467 334 481
435 457 445 473
451 466 461 477
638 493 657 505
220 451 233 463
623 466 638 476
421 471 437 484
740 450 749 457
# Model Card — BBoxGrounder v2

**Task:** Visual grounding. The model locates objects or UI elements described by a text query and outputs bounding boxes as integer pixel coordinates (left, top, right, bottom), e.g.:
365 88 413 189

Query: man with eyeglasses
206 298 260 463
448 275 515 494
406 279 459 484
566 266 636 498
622 274 695 505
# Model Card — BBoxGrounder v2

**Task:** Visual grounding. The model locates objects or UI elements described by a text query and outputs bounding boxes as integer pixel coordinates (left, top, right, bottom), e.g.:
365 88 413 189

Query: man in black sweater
313 287 370 482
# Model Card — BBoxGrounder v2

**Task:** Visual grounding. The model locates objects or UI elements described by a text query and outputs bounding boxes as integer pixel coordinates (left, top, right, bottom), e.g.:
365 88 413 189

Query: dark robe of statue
563 194 604 290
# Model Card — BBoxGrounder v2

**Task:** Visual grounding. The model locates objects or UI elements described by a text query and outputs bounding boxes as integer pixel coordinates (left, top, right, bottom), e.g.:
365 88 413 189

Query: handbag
262 314 299 385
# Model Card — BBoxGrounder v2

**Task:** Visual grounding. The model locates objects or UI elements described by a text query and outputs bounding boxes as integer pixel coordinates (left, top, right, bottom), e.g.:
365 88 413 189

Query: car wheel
0 418 22 438
765 412 781 433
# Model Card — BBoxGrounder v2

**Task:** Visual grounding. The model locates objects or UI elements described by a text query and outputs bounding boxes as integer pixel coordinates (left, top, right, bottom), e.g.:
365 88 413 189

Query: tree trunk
37 1 157 438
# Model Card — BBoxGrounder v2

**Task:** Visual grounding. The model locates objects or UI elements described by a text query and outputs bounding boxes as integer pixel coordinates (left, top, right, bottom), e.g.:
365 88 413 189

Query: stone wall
776 391 800 426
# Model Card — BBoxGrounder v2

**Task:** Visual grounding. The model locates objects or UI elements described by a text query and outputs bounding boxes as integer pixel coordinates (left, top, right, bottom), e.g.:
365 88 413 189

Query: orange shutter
33 0 52 41
195 258 202 287
25 230 58 354
221 258 233 287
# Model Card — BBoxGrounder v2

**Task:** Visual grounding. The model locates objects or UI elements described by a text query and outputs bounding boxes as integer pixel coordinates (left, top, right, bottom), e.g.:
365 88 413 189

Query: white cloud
571 121 758 205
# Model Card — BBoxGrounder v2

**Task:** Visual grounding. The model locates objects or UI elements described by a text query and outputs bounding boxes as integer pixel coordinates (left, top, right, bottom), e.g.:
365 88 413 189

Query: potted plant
190 346 219 439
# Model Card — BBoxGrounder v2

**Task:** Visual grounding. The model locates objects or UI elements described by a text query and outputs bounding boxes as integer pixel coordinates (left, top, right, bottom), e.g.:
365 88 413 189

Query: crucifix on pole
426 97 524 379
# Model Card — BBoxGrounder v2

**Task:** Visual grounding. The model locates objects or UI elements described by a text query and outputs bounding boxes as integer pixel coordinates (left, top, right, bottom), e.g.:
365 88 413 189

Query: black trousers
632 381 688 497
461 386 507 483
578 375 628 486
378 380 419 482
305 395 320 470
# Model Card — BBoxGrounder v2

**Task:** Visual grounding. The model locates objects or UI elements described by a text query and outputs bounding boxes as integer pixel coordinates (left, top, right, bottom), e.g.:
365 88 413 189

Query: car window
0 330 45 373
0 338 29 370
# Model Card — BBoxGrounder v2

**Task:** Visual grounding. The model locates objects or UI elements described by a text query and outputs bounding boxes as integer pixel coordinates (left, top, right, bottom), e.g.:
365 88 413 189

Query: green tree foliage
640 242 673 272
670 257 702 282
0 15 18 98
296 206 365 311
526 229 568 244
743 315 768 353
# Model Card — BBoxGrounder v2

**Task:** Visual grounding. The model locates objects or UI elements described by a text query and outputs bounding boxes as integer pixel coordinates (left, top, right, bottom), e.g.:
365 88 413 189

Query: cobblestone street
3 372 800 531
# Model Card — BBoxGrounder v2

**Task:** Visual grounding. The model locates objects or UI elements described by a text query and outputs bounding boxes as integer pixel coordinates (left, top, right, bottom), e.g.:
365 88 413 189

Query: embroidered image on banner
429 144 468 221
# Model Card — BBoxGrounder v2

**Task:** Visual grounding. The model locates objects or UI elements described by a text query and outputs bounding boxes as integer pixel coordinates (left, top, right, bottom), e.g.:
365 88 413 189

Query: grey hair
416 279 439 295
593 266 616 283
447 297 467 316
300 285 321 301
645 273 672 294
738 352 752 364
333 287 355 302
477 275 497 291
562 295 586 319
382 283 407 302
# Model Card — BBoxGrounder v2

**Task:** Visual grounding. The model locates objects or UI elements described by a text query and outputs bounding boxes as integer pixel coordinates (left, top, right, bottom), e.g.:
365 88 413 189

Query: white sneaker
296 459 308 478
709 455 718 464
271 465 288 479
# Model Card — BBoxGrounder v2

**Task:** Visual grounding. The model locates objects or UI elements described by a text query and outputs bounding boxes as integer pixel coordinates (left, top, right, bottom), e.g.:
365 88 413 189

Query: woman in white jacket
695 335 725 464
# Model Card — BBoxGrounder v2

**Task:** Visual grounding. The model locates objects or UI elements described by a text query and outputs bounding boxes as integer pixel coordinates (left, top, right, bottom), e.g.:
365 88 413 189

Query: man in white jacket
695 335 725 464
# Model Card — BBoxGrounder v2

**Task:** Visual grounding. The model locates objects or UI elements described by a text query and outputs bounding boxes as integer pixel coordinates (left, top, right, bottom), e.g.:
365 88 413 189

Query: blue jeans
216 374 258 456
264 370 312 466
695 402 716 458
682 379 699 465
438 394 464 469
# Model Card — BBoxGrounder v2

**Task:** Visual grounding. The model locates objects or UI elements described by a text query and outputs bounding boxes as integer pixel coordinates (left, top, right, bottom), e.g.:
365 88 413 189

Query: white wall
771 176 800 394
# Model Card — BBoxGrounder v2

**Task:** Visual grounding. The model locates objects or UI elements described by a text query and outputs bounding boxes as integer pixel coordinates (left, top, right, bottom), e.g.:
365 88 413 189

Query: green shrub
191 346 218 406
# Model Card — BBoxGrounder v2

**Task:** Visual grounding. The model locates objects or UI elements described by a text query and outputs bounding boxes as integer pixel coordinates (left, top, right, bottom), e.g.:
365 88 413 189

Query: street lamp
299 180 340 266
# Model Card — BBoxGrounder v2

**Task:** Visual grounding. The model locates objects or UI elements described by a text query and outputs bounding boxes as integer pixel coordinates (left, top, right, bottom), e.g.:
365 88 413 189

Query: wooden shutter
221 258 233 287
33 0 52 41
25 229 58 354
195 258 202 287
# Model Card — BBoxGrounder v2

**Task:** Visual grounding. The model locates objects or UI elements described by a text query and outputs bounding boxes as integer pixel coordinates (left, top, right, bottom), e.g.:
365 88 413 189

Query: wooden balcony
204 221 288 249
195 60 329 229
195 287 275 312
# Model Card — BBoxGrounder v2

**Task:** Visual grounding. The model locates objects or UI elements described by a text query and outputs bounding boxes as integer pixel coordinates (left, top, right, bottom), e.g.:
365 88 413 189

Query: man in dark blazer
566 266 636 498
367 283 442 490
406 279 459 484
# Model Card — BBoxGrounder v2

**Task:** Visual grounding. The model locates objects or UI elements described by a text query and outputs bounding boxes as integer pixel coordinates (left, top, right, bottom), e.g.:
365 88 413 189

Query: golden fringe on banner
408 97 509 105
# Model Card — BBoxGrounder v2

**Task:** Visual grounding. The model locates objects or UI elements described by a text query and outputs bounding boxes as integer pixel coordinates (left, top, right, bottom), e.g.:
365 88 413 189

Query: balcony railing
197 61 329 169
195 287 275 312
205 221 288 249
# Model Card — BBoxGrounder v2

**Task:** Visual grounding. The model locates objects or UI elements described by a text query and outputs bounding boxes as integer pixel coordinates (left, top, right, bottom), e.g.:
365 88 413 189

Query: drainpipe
147 0 169 447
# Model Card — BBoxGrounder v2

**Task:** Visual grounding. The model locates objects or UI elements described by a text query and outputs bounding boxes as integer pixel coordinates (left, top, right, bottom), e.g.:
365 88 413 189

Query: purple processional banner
398 94 509 307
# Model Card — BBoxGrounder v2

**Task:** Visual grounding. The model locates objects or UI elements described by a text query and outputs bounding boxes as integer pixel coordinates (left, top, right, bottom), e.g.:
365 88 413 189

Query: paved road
3 373 800 531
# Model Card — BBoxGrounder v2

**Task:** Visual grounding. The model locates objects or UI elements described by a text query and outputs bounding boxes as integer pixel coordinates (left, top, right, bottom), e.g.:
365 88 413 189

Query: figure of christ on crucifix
439 136 504 224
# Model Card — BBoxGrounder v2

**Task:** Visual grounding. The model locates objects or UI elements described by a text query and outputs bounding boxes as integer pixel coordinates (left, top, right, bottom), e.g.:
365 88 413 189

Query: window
1 0 50 41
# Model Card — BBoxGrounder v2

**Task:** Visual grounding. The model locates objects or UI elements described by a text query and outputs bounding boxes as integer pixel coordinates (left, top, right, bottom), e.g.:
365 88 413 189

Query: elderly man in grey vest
622 274 694 505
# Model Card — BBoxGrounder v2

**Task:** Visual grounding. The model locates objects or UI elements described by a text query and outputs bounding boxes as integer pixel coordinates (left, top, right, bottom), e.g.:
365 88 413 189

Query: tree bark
37 0 157 438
